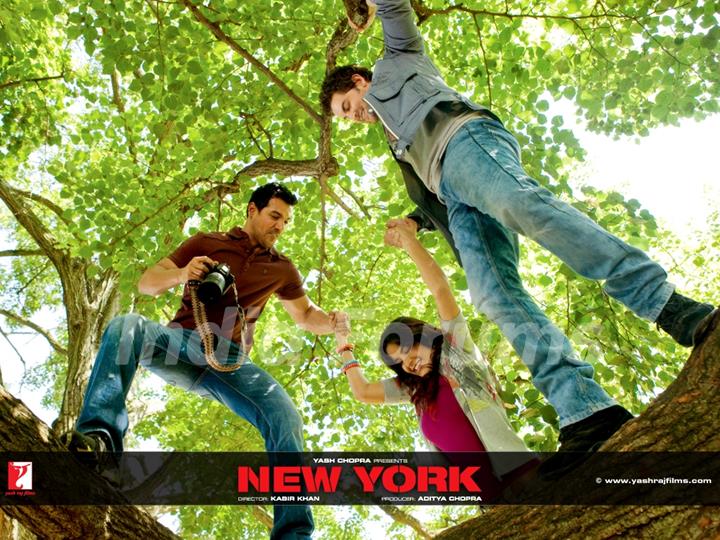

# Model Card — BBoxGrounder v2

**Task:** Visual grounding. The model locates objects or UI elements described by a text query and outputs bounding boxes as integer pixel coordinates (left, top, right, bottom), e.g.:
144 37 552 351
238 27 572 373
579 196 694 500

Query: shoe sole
693 308 719 347
538 409 633 480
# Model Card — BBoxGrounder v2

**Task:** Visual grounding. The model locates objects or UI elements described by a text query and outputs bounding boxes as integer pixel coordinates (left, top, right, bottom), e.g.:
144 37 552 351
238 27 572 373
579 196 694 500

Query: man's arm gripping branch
346 0 377 32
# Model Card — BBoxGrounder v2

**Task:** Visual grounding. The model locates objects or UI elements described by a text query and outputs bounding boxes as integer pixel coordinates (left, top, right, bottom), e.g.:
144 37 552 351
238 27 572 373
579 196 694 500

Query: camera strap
188 281 246 372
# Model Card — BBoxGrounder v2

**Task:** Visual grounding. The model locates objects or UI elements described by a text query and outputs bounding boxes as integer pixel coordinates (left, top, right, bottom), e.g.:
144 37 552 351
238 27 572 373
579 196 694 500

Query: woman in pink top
335 218 537 501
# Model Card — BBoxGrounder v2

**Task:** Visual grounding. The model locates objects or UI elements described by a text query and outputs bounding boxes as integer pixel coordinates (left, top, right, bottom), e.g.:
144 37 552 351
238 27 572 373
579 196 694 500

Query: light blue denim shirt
366 0 492 157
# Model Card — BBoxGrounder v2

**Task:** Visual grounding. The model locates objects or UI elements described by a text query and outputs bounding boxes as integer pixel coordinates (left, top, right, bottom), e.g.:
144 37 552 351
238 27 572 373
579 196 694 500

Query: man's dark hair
247 183 298 216
319 65 373 114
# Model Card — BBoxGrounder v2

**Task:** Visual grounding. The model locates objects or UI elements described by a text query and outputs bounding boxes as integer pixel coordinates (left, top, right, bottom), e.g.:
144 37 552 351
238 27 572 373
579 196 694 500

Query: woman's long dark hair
379 317 444 415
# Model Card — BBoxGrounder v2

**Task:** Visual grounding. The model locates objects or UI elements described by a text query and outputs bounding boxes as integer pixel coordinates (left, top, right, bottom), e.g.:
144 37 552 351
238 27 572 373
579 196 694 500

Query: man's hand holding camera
180 256 218 283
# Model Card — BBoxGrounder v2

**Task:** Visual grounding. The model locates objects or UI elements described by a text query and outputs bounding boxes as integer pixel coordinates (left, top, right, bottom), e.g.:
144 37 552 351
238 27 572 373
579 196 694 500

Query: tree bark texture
0 385 178 540
434 312 720 540
52 260 120 437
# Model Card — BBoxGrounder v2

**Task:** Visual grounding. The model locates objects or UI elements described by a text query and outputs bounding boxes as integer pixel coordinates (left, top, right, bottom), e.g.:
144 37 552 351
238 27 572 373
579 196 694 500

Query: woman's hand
386 217 461 322
384 218 419 250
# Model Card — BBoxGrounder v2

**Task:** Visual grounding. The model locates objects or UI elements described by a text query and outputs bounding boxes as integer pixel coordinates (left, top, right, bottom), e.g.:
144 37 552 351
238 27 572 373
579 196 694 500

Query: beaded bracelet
336 343 355 354
341 360 360 374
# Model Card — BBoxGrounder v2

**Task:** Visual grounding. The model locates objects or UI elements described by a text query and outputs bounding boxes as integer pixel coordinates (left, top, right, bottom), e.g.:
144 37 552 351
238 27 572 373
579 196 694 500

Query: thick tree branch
209 157 339 202
325 17 358 73
435 316 720 539
181 0 322 125
220 158 352 217
0 309 68 356
0 179 63 267
5 185 71 226
342 0 373 32
0 386 178 539
318 16 350 190
114 152 346 246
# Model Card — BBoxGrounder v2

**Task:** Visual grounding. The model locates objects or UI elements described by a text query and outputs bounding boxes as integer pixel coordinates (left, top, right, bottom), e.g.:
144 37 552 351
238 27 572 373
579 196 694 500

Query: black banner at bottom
2 452 718 506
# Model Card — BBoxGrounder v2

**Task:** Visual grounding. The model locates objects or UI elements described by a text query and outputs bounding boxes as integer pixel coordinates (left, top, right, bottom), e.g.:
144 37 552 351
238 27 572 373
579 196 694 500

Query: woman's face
385 342 434 377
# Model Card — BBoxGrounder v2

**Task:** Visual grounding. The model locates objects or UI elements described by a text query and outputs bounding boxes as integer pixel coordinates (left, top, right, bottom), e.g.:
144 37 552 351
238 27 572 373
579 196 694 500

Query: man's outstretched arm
280 295 348 336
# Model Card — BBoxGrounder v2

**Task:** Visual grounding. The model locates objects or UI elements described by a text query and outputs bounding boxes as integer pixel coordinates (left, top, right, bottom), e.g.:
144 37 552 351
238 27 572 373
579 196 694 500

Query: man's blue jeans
439 118 674 427
76 314 313 540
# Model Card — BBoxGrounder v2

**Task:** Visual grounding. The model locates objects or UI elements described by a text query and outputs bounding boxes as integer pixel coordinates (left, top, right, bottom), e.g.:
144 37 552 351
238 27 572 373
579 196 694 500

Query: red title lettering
352 465 482 493
238 466 342 493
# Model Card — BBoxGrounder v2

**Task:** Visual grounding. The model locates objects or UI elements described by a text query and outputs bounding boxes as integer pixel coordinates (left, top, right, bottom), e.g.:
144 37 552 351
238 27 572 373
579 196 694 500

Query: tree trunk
52 260 120 436
0 180 122 436
0 385 178 539
0 511 36 540
434 312 720 539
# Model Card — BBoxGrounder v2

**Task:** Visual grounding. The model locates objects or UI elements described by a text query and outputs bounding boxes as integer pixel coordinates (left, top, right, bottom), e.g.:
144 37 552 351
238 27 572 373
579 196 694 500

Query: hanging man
319 0 716 474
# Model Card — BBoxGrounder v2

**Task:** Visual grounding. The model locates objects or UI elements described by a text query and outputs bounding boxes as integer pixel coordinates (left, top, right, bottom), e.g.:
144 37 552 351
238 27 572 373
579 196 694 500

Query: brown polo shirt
167 227 305 350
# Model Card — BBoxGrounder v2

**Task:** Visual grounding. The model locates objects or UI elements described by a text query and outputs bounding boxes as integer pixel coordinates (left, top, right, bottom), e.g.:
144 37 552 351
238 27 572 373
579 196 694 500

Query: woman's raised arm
385 218 460 322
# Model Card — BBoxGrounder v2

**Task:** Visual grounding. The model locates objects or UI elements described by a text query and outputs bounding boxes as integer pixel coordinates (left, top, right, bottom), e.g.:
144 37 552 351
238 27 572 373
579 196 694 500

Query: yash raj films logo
7 461 34 493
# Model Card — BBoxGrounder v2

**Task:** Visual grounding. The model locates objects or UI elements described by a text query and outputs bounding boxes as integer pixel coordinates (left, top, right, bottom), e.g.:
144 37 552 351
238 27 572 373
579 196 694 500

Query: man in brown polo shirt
63 183 343 539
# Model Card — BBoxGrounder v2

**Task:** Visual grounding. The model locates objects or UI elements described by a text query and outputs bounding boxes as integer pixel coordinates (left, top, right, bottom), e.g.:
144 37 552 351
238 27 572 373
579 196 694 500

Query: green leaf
538 274 553 287
187 60 203 75
540 404 558 425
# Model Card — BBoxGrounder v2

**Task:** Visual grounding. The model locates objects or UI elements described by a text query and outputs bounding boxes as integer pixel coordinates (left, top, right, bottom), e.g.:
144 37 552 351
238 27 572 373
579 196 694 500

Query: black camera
197 262 235 304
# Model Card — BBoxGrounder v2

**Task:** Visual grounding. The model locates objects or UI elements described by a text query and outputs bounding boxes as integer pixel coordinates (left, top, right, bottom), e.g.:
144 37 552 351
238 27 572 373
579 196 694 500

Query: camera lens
197 276 223 303
198 271 226 303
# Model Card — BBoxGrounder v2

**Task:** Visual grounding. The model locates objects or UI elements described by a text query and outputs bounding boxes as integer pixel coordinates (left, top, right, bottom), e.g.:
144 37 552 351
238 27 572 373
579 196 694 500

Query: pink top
420 376 506 500
420 376 486 452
